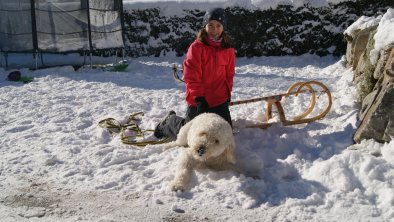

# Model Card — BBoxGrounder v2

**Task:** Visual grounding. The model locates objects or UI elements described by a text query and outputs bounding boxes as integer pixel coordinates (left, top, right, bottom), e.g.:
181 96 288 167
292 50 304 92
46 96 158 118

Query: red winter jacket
183 40 235 108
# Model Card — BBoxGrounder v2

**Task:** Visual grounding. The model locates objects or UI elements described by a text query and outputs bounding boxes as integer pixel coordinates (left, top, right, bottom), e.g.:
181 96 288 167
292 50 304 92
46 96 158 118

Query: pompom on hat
203 8 227 29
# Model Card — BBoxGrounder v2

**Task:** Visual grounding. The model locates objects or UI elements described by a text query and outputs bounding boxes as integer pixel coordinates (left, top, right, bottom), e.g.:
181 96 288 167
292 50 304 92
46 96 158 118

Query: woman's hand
195 97 209 114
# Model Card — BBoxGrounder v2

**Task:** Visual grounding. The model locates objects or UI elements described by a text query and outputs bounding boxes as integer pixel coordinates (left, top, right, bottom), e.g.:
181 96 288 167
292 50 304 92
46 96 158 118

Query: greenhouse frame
0 0 125 69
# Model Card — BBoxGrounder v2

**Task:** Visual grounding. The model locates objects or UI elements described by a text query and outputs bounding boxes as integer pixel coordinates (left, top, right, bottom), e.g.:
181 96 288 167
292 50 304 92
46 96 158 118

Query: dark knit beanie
203 8 227 29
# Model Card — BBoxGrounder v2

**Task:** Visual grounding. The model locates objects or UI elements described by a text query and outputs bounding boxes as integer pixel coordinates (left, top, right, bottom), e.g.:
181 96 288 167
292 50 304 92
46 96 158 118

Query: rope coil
98 112 171 147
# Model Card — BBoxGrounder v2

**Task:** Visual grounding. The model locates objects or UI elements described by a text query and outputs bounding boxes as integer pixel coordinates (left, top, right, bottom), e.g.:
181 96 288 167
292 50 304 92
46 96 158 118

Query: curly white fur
164 113 237 192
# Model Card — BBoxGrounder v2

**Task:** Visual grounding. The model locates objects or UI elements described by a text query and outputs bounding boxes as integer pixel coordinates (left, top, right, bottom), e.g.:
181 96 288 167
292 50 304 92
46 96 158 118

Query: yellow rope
98 112 171 147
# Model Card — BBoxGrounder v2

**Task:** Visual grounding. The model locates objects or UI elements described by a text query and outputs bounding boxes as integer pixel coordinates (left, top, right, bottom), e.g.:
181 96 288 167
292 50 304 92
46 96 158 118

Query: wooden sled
232 81 332 129
172 64 332 129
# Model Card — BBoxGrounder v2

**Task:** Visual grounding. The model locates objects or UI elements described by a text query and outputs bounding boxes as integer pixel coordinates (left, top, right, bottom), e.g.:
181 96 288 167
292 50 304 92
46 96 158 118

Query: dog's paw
170 181 185 192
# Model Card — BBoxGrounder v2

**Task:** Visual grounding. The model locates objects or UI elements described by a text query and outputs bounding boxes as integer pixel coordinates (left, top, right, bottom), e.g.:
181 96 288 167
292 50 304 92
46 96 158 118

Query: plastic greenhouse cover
0 0 123 53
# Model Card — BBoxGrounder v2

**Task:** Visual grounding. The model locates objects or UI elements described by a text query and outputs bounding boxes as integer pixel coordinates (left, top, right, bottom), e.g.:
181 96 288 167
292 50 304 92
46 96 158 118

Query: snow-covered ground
1 53 393 221
1 1 394 222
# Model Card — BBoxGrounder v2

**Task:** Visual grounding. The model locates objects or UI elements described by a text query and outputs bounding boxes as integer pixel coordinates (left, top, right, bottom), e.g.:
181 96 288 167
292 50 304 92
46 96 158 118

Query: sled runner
172 64 332 129
172 64 185 83
98 112 171 147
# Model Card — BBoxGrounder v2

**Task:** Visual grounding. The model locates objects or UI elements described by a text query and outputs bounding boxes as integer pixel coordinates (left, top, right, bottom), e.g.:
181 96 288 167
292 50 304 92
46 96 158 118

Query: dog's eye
215 139 219 144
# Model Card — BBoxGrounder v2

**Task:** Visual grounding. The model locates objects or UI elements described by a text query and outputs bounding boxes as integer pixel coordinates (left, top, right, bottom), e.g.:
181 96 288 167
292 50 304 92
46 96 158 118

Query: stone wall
345 25 394 143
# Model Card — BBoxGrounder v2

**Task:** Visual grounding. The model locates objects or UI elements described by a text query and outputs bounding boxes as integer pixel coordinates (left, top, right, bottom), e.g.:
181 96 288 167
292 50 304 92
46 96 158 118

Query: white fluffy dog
165 113 236 192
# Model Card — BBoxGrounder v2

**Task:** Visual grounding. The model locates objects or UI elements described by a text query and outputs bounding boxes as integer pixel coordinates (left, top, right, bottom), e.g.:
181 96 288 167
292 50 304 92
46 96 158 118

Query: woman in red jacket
154 8 235 140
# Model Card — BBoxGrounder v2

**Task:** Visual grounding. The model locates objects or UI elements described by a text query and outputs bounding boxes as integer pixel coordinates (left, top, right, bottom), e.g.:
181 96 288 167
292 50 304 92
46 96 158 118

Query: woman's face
205 20 223 40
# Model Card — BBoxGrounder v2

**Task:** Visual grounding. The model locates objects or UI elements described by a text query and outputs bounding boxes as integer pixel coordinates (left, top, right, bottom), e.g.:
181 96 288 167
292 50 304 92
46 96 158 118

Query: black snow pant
161 101 232 141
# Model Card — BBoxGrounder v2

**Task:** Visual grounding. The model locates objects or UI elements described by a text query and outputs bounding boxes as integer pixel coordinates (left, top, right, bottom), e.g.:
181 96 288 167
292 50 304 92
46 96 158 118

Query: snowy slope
0 54 393 221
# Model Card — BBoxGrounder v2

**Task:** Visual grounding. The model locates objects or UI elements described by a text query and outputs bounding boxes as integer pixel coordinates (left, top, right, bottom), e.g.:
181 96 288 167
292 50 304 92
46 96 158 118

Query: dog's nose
197 146 205 156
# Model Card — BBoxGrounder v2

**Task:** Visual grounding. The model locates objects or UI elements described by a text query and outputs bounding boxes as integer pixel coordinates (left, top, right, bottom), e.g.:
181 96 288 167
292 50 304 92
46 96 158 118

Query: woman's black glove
195 96 209 114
